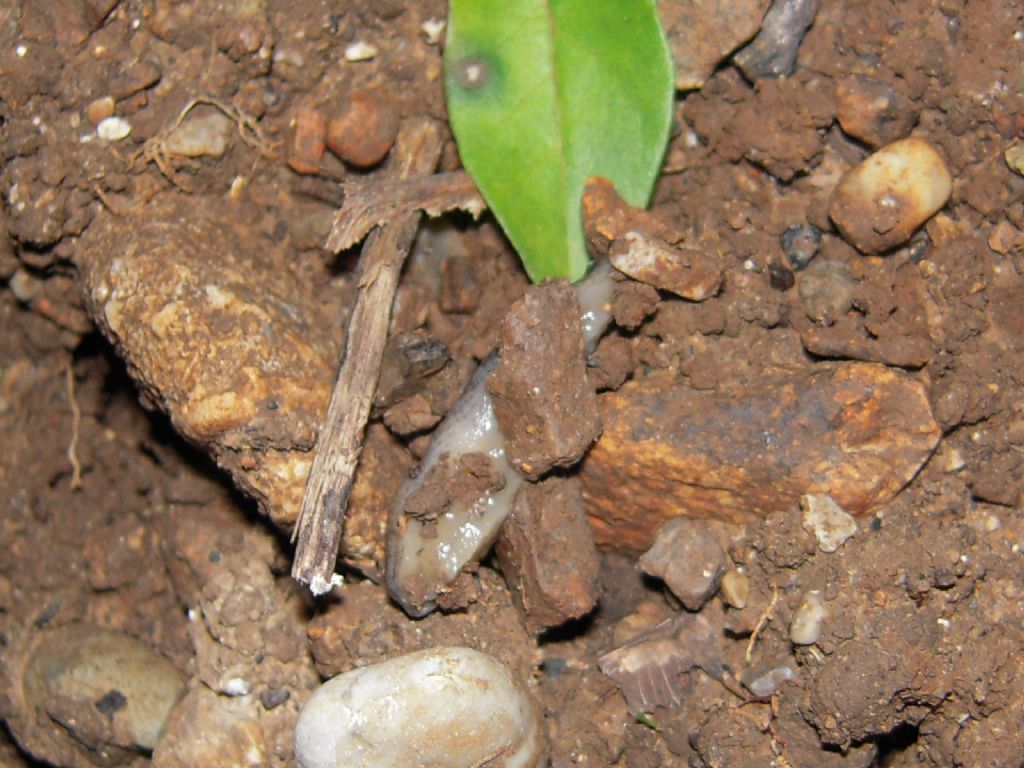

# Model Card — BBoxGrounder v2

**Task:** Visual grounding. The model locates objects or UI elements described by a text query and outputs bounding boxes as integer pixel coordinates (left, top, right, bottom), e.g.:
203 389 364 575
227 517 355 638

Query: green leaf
444 0 674 283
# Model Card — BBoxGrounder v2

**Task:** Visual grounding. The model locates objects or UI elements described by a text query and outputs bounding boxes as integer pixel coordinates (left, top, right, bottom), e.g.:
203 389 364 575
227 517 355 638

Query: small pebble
287 105 327 175
86 96 115 125
798 259 857 323
164 108 233 158
97 116 131 141
790 590 826 645
835 76 916 147
768 262 795 291
344 41 378 62
780 223 821 270
639 518 728 611
325 91 399 168
733 0 820 80
800 493 858 552
9 268 43 303
259 687 290 710
1006 143 1024 177
743 663 797 698
23 624 186 754
830 138 952 254
720 569 750 610
421 18 446 45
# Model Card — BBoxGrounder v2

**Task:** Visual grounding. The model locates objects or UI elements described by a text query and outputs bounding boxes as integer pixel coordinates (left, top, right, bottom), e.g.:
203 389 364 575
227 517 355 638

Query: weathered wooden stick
292 117 443 594
326 170 484 252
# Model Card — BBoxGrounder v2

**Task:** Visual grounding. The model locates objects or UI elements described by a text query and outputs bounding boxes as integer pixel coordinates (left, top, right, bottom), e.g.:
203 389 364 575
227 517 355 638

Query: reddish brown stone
487 281 600 478
580 363 940 552
583 177 722 301
835 76 917 148
495 478 600 633
325 90 399 168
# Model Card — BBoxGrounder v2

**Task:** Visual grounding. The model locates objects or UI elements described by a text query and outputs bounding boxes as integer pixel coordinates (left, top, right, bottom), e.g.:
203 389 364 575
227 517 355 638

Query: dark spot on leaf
452 57 490 90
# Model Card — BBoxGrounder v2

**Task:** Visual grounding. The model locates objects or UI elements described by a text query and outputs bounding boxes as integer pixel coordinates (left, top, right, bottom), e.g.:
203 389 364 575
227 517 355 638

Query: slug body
386 262 614 616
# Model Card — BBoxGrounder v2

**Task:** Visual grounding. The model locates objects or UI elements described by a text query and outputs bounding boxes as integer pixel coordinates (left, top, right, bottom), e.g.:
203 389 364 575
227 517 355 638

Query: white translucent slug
386 261 615 616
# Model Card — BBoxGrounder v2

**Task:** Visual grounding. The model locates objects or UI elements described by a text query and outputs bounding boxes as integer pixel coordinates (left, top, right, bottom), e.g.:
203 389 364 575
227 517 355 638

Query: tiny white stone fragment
295 646 546 768
344 41 378 62
801 493 858 553
223 677 251 696
790 590 827 645
97 116 132 142
164 109 233 157
15 44 27 57
421 18 446 45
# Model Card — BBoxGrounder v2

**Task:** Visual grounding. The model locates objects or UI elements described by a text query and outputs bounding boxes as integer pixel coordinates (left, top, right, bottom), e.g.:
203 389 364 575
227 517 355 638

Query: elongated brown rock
495 477 600 634
580 363 940 552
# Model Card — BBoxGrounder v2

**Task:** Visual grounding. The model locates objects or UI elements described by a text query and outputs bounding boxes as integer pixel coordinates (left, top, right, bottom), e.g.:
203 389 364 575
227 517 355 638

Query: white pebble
164 109 233 158
800 493 858 553
97 116 132 142
421 18 446 45
344 41 378 62
295 647 546 768
223 677 251 696
830 138 952 254
720 569 750 609
790 590 827 645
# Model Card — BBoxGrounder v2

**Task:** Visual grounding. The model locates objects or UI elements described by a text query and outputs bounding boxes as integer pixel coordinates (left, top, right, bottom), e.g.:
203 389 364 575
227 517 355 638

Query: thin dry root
131 96 279 189
65 363 83 491
745 583 779 663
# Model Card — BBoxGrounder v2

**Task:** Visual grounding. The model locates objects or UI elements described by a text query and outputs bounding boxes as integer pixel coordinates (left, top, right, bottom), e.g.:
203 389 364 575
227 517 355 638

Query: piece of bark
580 362 940 552
326 170 484 253
292 118 443 594
583 177 722 301
486 280 601 479
598 613 724 712
495 477 600 634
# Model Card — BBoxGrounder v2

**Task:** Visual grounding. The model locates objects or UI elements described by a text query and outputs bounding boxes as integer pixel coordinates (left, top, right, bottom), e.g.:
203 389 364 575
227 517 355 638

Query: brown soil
2 1 1024 767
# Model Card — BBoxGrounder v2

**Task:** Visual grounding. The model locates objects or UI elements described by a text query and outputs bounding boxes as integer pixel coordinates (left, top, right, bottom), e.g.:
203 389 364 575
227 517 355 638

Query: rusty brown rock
659 0 771 90
325 90 400 168
287 104 327 175
495 477 600 634
583 177 722 301
486 280 601 478
580 363 940 552
835 76 917 148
